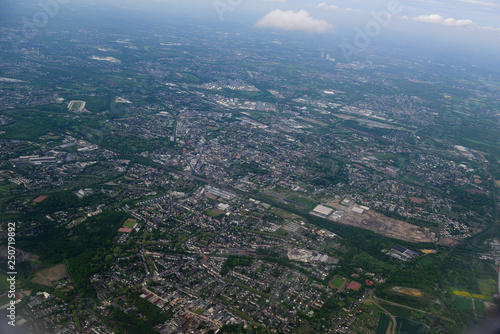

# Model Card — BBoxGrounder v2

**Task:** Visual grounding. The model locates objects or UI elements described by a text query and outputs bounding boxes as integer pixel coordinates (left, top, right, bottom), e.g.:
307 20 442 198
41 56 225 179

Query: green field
0 183 16 196
205 210 223 218
329 276 346 289
417 257 433 267
474 300 486 318
373 153 399 160
478 279 496 302
463 138 492 147
123 219 137 228
376 313 391 334
285 193 317 208
453 296 473 312
395 317 427 334
0 274 10 290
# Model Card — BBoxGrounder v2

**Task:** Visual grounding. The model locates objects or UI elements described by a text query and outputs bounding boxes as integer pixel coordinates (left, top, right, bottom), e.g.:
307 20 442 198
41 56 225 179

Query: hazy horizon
2 0 500 63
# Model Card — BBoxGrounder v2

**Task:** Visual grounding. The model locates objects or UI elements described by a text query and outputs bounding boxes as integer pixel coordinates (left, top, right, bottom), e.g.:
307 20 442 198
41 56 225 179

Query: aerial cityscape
0 0 499 333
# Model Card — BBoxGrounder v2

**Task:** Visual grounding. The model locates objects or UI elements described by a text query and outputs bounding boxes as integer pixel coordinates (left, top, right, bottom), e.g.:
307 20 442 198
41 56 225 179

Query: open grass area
474 300 486 318
463 138 492 147
395 317 427 334
478 279 496 302
378 303 413 319
376 313 391 334
329 276 346 289
123 218 137 228
417 257 433 267
205 210 223 218
453 296 473 312
286 193 317 208
0 183 17 196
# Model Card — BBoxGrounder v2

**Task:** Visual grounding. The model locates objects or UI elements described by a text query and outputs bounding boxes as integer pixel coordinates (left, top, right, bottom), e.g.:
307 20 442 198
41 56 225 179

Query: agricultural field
376 313 392 334
453 296 473 313
474 300 486 318
478 279 497 302
395 317 428 334
450 284 492 319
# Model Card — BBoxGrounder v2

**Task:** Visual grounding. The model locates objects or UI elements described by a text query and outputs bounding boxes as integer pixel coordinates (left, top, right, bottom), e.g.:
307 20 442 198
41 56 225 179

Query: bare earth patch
32 264 69 287
327 201 435 243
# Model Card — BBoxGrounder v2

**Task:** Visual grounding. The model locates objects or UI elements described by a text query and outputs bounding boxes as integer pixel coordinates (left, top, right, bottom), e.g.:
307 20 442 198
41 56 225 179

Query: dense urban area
0 2 499 334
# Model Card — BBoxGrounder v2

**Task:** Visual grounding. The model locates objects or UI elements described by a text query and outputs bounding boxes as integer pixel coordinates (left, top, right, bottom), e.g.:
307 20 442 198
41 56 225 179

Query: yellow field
453 290 469 297
472 294 486 300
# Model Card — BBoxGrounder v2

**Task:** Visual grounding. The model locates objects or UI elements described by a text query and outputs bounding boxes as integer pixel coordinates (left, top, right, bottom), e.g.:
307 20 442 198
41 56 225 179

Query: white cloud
402 14 500 32
315 2 358 13
255 9 332 33
457 0 500 7
412 14 474 27
262 0 286 2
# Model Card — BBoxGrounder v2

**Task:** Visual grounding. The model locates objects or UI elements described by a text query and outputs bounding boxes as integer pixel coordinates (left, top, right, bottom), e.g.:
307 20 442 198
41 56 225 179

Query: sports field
68 100 86 111
123 218 137 228
329 276 346 289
